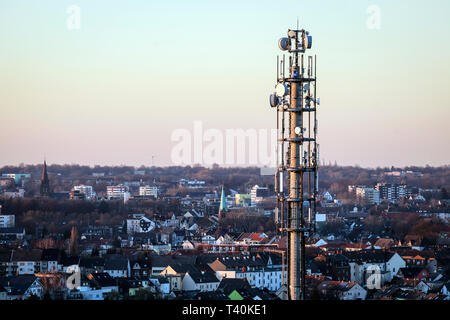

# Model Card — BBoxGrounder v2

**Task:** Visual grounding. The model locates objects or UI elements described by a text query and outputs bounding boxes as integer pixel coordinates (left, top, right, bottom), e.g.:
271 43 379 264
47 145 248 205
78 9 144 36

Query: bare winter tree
69 225 79 256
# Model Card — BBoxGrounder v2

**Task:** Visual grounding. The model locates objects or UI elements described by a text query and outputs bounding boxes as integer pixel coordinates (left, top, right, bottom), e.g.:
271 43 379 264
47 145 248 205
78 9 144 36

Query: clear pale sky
0 0 449 168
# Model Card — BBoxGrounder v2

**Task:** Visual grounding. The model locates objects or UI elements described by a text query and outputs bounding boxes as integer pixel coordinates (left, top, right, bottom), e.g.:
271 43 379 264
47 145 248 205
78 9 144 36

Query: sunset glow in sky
1 0 449 168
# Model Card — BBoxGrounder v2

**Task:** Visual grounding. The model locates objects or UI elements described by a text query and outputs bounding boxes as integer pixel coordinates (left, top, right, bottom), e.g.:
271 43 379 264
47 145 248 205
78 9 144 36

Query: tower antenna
269 26 320 300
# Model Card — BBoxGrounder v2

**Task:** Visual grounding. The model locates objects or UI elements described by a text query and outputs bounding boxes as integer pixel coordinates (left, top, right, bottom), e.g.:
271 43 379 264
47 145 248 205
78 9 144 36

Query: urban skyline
1 0 449 168
0 0 449 305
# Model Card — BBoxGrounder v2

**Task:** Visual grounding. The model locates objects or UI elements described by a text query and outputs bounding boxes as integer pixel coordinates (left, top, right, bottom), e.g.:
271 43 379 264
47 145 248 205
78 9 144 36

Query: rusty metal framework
270 28 319 300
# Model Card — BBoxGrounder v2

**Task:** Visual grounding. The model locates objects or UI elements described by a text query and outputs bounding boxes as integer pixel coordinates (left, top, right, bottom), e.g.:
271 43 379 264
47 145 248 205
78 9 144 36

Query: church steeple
218 186 228 220
40 160 50 197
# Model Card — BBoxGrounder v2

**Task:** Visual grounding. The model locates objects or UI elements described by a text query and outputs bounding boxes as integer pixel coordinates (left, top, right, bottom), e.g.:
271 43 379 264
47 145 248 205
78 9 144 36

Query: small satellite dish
294 127 302 135
269 93 279 108
278 37 290 51
288 30 296 38
303 84 310 92
303 35 312 49
275 83 288 97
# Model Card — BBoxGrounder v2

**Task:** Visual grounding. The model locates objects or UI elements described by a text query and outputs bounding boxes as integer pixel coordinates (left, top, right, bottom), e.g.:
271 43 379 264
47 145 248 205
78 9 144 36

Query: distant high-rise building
0 214 15 228
72 185 96 200
356 187 380 205
139 185 159 198
250 185 269 206
375 183 407 201
1 173 31 185
235 193 251 206
40 160 50 197
218 186 228 220
106 185 127 199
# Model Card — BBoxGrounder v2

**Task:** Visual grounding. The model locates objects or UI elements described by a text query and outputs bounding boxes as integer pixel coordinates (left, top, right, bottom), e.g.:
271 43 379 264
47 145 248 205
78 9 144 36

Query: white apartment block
356 187 380 205
250 185 269 206
139 185 158 198
375 183 407 202
348 253 405 287
0 215 15 228
216 267 286 292
8 261 40 275
106 185 127 199
126 216 155 234
73 185 96 200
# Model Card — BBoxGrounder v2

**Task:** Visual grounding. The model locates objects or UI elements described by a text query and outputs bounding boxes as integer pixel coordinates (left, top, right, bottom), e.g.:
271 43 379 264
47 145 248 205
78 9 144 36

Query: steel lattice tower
270 28 320 300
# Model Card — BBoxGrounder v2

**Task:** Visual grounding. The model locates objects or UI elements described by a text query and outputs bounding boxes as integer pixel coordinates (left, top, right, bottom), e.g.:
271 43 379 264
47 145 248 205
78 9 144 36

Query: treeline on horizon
1 163 449 191
1 163 449 173
1 163 449 240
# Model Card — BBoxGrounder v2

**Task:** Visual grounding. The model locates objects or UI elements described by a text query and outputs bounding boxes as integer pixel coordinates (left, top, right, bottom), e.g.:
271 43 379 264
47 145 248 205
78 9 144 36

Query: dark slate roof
192 272 219 284
0 275 39 296
217 278 251 295
174 290 201 300
79 256 105 268
226 232 243 240
193 291 229 300
258 252 284 266
41 248 60 261
342 250 395 264
0 227 25 234
214 255 266 269
89 272 117 287
60 255 80 266
11 249 42 262
168 263 199 275
156 276 169 284
309 259 326 274
326 254 350 263
132 232 157 242
239 287 280 300
400 267 427 279
118 278 144 290
186 266 219 284
195 255 221 268
104 254 129 271
392 288 424 300
0 249 12 262
131 257 151 269
422 281 444 293
150 254 197 268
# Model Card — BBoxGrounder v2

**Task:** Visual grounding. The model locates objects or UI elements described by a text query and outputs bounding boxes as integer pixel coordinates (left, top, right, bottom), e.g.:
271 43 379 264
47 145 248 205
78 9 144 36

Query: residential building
72 185 96 200
235 194 251 206
0 174 30 185
326 254 350 281
139 185 159 198
208 253 286 291
106 185 127 199
356 187 380 205
0 215 15 228
250 185 269 206
343 251 405 287
104 255 130 278
126 216 155 234
0 275 44 300
375 183 407 202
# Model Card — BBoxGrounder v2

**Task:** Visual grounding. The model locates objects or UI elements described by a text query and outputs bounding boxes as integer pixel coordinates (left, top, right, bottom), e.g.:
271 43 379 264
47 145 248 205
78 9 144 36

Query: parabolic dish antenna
276 83 288 97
